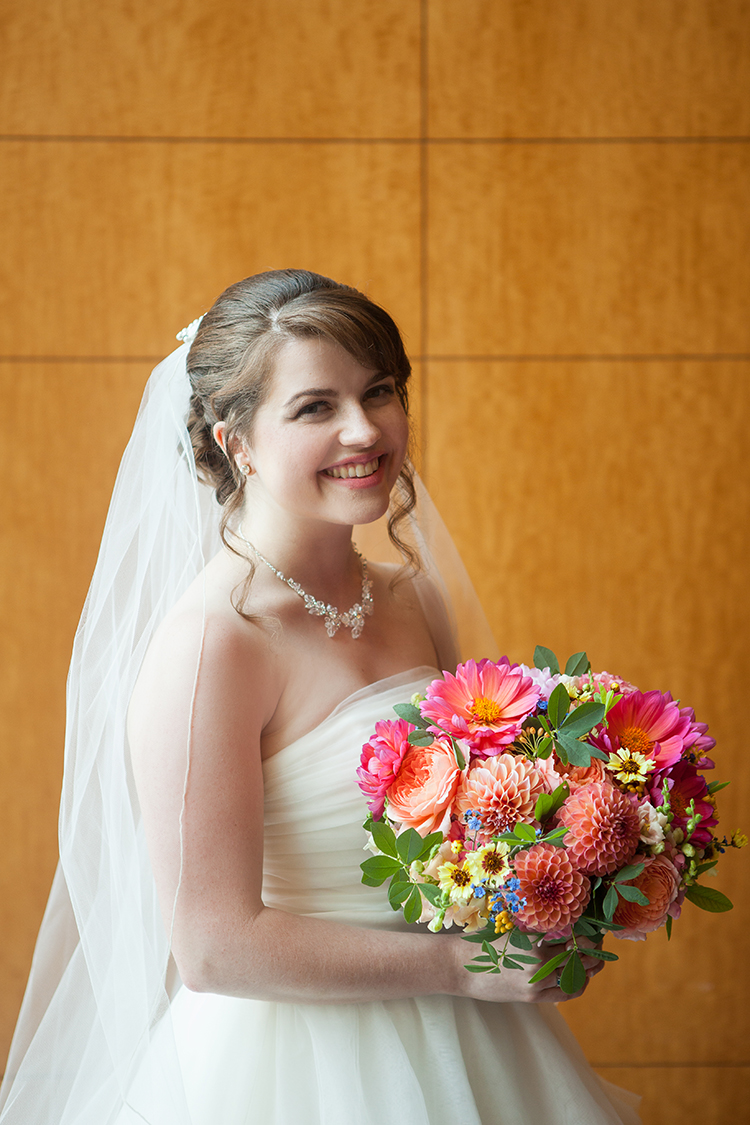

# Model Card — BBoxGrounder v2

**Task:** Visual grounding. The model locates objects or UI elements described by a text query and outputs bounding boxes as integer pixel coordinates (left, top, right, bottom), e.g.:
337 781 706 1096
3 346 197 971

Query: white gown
120 667 640 1125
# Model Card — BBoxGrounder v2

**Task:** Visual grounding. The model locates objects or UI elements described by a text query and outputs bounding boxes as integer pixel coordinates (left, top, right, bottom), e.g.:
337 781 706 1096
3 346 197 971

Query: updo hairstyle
186 269 418 595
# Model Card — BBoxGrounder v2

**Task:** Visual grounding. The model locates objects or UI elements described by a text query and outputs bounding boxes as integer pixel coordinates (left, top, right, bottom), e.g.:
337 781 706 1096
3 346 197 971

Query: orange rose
386 739 461 836
612 854 680 940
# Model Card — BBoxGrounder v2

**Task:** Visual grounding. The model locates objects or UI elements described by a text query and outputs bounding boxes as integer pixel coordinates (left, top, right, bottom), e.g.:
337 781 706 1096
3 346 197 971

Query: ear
213 422 253 476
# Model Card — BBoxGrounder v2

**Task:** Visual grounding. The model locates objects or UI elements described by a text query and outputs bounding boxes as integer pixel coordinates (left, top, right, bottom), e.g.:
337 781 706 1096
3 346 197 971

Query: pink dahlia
589 690 692 772
612 854 681 941
512 843 591 939
456 753 545 835
420 658 540 757
357 719 412 818
650 760 717 848
557 779 640 876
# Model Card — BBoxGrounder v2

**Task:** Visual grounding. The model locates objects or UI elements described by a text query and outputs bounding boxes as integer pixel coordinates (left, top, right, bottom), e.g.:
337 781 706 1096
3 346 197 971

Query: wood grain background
1 2 748 1119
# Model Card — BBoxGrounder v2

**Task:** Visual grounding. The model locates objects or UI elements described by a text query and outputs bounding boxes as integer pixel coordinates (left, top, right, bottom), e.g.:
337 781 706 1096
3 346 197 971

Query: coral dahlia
557 779 640 876
456 753 546 836
512 843 591 938
420 658 540 757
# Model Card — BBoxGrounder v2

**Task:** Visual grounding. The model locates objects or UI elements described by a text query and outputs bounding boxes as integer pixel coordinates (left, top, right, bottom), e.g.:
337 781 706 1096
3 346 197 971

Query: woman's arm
128 609 597 1005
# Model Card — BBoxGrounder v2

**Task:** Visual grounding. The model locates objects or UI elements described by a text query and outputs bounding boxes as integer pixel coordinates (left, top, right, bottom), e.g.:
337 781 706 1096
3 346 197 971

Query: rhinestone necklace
237 530 374 639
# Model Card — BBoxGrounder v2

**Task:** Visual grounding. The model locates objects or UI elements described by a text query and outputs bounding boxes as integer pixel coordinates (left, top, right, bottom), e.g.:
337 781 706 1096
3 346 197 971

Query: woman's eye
366 383 395 401
295 400 329 418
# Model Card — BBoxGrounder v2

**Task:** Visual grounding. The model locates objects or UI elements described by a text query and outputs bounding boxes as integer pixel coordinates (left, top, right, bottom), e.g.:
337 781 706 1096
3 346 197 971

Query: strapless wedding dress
129 667 640 1125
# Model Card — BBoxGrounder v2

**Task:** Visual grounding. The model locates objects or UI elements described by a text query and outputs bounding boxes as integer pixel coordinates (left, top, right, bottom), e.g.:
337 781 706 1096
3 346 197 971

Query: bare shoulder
372 561 458 671
128 563 281 765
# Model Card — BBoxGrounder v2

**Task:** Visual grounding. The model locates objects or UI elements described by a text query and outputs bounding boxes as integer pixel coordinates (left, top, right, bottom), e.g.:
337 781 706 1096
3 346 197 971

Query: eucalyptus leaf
534 646 560 675
685 884 734 913
547 683 571 728
615 885 649 905
360 855 402 886
407 730 435 746
560 952 586 994
603 884 619 920
393 702 429 728
564 651 590 677
370 818 398 858
560 700 606 738
403 886 423 924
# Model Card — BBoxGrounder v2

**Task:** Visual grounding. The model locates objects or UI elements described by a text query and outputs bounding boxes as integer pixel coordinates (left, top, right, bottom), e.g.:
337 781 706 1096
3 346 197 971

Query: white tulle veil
0 326 496 1123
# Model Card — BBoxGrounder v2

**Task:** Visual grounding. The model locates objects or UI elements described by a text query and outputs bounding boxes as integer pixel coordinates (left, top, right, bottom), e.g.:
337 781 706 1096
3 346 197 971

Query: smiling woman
0 270 640 1125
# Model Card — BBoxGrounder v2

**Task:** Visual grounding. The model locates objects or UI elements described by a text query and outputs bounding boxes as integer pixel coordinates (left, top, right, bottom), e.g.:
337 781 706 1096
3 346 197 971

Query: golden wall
1 2 748 1120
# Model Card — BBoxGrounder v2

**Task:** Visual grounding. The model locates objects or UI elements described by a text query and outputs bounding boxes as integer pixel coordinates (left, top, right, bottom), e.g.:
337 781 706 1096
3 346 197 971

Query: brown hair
186 269 418 611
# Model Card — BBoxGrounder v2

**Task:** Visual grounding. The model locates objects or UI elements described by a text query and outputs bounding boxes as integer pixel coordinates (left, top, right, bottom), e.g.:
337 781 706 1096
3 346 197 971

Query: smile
323 457 381 480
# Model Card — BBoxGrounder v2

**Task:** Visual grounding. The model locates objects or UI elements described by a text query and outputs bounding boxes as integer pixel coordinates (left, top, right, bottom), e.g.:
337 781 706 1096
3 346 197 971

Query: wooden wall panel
596 1067 750 1125
429 0 750 138
0 361 152 1054
0 141 421 357
0 0 421 138
425 359 749 1089
427 143 750 355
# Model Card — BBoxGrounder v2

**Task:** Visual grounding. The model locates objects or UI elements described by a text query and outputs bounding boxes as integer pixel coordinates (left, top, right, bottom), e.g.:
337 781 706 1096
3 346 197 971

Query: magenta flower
590 689 692 772
420 658 540 757
679 705 716 769
650 760 717 848
357 719 413 818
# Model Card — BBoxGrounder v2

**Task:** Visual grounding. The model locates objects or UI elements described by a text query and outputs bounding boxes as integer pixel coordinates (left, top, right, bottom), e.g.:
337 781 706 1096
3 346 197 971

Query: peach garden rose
385 738 461 837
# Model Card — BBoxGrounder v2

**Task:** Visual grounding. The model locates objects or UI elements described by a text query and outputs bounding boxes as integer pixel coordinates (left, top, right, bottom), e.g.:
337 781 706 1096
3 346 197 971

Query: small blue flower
537 700 548 713
463 809 483 831
472 883 487 899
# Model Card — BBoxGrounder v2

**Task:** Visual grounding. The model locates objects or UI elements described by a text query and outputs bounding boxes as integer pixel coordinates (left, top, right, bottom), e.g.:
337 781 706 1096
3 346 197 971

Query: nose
339 402 381 448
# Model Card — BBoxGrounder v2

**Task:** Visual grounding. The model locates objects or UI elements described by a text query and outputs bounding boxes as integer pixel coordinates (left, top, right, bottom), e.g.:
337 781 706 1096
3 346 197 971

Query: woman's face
239 336 409 530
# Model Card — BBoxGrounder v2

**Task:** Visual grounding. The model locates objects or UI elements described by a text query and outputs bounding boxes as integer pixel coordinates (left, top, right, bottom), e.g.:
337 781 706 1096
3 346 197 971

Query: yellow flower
464 843 511 888
494 909 513 934
437 861 474 905
732 831 748 849
605 747 656 789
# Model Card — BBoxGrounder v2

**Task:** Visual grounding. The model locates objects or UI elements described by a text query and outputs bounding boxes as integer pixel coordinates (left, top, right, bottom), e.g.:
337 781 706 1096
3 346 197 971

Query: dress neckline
262 664 439 768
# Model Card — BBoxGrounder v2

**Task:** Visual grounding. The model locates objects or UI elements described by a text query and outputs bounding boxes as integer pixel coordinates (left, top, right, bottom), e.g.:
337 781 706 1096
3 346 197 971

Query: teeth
326 457 380 479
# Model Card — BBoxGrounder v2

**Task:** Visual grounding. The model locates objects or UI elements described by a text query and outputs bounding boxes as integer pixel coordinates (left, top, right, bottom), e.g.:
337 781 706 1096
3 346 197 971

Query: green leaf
560 952 587 994
502 956 524 971
536 735 553 759
614 862 645 882
513 822 537 843
393 702 429 728
573 918 597 938
665 915 673 940
450 737 467 770
396 827 428 867
695 860 718 877
539 826 568 847
481 940 500 964
560 701 606 739
535 783 570 823
462 926 497 944
360 855 402 886
534 646 560 675
603 884 619 920
584 948 619 962
417 831 445 860
528 950 568 984
407 730 435 746
564 651 590 677
370 818 398 858
547 683 571 728
417 882 445 907
615 884 649 905
403 886 423 923
508 929 533 950
685 884 734 913
505 953 539 965
388 880 413 908
464 963 496 974
555 730 593 767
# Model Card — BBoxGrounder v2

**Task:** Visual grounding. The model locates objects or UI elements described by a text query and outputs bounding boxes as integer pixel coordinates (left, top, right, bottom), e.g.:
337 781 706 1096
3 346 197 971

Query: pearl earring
239 464 252 478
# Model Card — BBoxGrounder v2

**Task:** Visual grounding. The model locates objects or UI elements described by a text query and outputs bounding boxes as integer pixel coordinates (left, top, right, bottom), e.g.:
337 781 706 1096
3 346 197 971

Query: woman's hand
452 934 605 1005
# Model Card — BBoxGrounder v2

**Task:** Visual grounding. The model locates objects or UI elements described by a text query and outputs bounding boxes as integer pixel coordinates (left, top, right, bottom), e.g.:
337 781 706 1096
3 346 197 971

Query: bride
0 270 640 1124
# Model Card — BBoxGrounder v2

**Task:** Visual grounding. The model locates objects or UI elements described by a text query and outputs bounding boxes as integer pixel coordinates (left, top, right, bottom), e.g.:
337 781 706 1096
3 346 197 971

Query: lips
323 456 381 480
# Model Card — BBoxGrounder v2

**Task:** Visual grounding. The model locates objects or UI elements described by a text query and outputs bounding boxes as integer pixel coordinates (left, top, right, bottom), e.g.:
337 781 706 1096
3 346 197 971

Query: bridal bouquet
356 648 744 992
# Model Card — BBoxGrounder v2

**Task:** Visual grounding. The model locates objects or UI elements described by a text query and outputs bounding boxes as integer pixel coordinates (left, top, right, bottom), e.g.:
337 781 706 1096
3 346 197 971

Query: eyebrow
283 371 386 409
